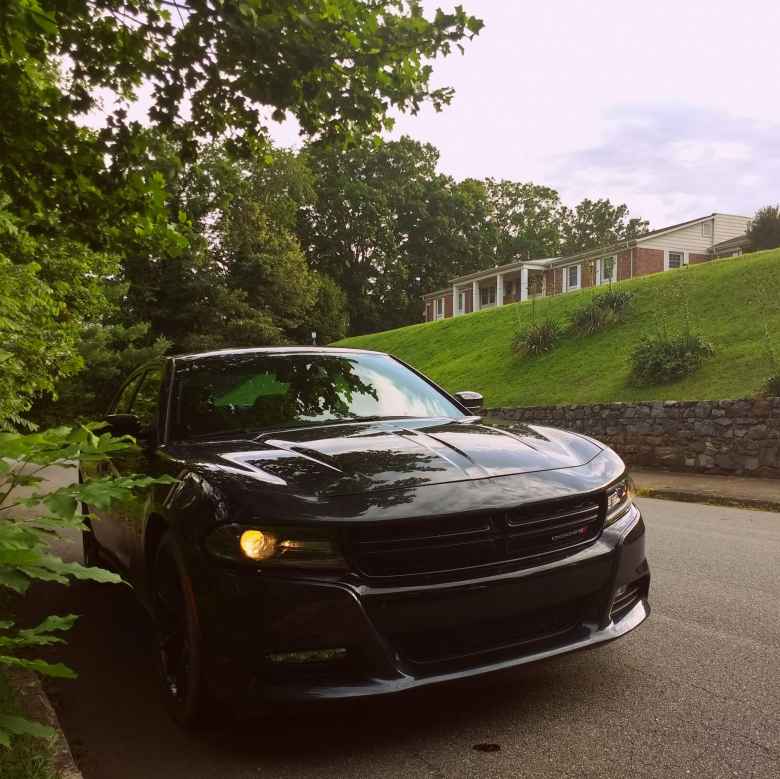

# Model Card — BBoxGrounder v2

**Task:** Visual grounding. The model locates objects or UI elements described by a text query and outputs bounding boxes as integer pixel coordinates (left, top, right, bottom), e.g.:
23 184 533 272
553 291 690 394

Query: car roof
169 346 388 362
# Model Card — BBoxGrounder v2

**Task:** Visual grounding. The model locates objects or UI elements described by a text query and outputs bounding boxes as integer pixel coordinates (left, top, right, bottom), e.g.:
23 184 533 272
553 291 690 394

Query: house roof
422 287 451 301
712 233 750 253
448 257 559 286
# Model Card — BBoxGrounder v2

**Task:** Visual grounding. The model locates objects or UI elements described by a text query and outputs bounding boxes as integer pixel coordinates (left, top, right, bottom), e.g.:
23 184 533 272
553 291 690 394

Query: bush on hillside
571 287 635 336
762 375 780 397
512 318 561 357
629 333 714 385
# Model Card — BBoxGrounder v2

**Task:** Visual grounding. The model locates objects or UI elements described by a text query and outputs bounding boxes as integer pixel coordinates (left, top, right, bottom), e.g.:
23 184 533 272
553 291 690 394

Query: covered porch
451 263 548 315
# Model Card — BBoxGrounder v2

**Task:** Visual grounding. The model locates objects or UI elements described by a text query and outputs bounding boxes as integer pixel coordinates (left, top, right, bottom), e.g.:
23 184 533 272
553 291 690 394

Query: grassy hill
334 248 780 407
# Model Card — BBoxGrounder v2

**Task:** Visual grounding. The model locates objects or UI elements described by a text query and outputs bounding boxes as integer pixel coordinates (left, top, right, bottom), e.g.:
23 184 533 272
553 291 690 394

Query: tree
300 137 494 334
483 179 563 263
17 1 482 151
559 198 649 256
298 274 350 345
747 205 780 252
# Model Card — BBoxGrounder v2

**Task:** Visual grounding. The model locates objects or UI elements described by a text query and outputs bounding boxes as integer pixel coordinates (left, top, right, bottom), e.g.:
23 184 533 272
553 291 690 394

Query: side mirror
104 413 144 438
455 391 484 413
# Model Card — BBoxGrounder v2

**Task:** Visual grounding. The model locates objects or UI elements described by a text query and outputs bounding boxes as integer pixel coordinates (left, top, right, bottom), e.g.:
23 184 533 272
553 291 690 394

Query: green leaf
0 655 77 679
0 714 56 741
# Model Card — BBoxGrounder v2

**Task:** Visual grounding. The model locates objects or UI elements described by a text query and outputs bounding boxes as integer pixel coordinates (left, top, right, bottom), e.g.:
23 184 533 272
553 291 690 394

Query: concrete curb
9 669 83 779
636 487 780 514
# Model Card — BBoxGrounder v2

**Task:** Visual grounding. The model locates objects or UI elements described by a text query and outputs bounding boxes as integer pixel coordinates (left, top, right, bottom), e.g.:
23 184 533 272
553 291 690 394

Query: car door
109 366 164 573
88 371 145 560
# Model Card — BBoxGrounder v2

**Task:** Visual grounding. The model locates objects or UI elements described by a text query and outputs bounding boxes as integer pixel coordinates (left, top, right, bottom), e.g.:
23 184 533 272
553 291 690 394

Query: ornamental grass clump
512 318 562 357
571 287 634 336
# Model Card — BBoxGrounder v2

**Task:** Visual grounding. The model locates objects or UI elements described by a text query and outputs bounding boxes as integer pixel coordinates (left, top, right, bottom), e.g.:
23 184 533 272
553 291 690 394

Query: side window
114 374 144 414
130 368 163 431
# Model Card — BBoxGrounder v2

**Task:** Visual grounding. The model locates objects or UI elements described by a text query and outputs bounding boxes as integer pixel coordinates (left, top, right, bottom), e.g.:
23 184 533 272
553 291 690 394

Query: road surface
18 498 780 778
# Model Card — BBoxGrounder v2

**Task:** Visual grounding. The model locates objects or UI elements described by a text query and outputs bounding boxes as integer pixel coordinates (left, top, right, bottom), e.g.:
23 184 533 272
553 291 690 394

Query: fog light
240 529 277 560
266 648 348 664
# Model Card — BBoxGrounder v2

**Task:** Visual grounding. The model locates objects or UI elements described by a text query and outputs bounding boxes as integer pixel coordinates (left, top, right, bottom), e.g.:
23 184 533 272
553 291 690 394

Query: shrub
763 375 780 397
571 288 634 336
630 333 714 385
595 287 634 315
571 301 614 335
512 318 561 357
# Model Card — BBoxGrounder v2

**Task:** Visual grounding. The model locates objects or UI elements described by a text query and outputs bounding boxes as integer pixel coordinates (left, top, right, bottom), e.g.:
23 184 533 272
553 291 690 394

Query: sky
272 0 780 228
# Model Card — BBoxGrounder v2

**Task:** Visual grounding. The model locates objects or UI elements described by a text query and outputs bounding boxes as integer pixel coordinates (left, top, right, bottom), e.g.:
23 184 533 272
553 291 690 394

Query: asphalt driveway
18 498 780 778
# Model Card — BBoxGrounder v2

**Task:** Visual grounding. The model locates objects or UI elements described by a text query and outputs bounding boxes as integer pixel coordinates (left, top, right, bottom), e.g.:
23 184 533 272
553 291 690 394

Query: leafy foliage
6 0 482 152
746 205 780 252
0 424 175 746
559 199 649 257
571 287 635 336
300 136 496 334
629 334 715 386
512 318 562 358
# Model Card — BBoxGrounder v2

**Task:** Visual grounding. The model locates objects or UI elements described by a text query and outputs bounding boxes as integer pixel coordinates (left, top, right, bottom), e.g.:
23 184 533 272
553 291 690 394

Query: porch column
496 273 504 306
520 266 529 302
452 284 459 316
472 280 480 311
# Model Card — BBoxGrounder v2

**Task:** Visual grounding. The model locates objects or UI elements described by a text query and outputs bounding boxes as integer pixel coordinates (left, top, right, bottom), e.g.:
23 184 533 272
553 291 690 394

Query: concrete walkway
632 468 780 513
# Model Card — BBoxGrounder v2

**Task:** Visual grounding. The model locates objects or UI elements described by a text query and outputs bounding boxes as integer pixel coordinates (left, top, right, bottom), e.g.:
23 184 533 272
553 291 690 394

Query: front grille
610 583 642 622
348 494 604 581
392 600 586 667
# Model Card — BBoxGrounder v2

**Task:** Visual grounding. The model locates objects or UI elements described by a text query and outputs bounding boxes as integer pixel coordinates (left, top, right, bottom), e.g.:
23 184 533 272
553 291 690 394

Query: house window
504 280 513 300
567 265 580 290
480 286 496 307
702 221 713 238
601 256 616 283
457 291 465 313
668 251 683 270
436 298 444 319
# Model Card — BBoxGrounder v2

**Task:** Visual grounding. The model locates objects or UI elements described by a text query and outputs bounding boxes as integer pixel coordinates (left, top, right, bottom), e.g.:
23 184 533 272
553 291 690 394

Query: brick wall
581 261 597 288
465 289 473 313
617 250 632 280
489 399 780 478
545 268 564 295
634 248 664 277
689 253 710 265
444 293 453 317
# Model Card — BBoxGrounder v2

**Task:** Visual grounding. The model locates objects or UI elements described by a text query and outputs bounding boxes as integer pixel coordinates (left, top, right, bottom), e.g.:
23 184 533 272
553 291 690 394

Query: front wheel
152 533 209 728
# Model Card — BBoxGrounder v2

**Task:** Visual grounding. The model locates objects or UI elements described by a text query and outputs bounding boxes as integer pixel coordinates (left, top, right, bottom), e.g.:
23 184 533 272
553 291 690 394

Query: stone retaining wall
489 398 780 477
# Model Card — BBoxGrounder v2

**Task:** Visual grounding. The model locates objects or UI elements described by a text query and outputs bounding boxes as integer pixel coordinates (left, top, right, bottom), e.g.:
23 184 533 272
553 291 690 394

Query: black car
81 347 650 726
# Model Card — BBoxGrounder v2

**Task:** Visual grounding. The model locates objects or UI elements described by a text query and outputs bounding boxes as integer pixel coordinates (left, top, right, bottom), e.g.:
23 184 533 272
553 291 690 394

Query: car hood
172 418 602 498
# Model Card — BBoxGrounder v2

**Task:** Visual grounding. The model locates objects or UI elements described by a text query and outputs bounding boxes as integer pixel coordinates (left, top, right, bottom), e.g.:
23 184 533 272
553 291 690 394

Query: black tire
152 533 209 729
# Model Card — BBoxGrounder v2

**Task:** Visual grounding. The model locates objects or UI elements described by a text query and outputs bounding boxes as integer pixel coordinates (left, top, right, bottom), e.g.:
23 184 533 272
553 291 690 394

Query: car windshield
171 352 465 439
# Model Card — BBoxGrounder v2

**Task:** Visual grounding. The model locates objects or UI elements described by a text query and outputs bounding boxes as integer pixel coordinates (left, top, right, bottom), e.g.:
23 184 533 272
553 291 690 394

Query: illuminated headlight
206 524 346 569
605 478 634 527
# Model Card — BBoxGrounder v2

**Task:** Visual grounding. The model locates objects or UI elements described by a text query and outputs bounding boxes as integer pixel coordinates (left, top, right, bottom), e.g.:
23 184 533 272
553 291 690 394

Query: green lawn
335 249 780 407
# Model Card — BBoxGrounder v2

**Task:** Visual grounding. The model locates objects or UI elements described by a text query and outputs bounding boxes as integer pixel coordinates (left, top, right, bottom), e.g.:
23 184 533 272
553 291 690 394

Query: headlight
605 477 634 527
206 524 346 569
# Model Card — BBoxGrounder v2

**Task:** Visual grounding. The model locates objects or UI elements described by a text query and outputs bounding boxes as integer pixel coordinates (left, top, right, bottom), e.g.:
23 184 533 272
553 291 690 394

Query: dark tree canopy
747 205 780 252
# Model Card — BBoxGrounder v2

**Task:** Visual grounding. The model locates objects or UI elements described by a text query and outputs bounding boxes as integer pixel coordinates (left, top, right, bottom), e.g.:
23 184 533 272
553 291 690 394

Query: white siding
713 214 751 244
640 218 717 254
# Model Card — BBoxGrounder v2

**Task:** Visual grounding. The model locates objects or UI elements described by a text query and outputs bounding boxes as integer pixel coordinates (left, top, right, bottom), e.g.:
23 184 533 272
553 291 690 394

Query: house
422 213 751 322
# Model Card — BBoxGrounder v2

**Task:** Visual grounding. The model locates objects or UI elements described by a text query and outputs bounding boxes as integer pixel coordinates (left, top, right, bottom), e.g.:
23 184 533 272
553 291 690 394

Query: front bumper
198 505 649 703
